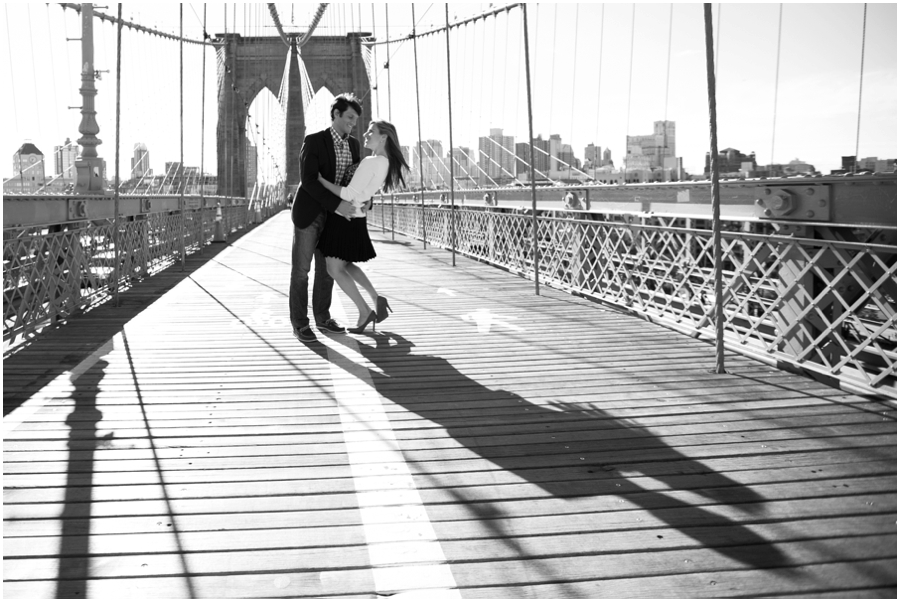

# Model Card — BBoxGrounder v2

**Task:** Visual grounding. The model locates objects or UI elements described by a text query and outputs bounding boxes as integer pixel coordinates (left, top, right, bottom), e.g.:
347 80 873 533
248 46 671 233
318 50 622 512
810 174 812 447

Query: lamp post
74 3 106 194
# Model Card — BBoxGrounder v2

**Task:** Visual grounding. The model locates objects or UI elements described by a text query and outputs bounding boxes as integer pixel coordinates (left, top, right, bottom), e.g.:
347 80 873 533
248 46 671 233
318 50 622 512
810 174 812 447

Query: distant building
584 144 603 168
451 147 475 184
559 144 577 171
478 128 515 185
705 147 757 176
857 156 896 173
420 139 443 158
782 158 816 176
8 142 46 194
54 138 78 178
131 142 151 180
626 120 676 171
515 135 550 177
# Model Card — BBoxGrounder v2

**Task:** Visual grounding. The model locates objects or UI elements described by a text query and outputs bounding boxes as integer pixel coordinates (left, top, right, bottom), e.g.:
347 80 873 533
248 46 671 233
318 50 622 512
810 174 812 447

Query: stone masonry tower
216 33 372 198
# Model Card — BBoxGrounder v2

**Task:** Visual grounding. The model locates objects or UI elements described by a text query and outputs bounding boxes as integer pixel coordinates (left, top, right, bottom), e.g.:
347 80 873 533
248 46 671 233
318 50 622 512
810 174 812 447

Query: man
289 93 362 343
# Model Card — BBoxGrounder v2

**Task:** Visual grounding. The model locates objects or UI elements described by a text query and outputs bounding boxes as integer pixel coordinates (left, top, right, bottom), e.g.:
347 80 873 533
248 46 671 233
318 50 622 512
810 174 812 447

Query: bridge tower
215 33 372 198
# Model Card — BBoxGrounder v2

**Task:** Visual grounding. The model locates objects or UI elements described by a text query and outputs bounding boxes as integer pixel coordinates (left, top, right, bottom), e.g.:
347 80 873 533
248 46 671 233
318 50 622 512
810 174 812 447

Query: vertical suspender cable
114 4 123 306
703 3 725 374
568 5 579 173
385 6 394 240
372 5 384 234
595 5 604 174
715 4 721 78
625 5 636 151
200 6 207 252
664 3 674 178
770 4 783 172
445 4 456 266
411 4 426 249
854 3 867 173
522 4 540 296
180 5 186 271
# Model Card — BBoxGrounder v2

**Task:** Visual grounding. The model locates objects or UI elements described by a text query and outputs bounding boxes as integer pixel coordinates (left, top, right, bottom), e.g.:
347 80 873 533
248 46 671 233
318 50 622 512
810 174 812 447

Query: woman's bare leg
325 257 372 325
345 263 378 307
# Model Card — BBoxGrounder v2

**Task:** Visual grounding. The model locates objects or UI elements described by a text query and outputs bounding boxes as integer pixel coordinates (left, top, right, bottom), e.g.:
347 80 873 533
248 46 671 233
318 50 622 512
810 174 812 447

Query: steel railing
370 177 897 399
3 192 288 352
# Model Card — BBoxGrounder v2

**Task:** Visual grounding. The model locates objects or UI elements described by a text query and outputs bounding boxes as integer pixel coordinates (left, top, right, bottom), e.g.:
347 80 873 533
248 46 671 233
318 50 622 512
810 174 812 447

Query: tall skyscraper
54 138 78 177
549 134 562 171
131 143 151 179
516 136 551 176
478 128 515 184
584 144 605 167
451 147 473 180
420 139 443 158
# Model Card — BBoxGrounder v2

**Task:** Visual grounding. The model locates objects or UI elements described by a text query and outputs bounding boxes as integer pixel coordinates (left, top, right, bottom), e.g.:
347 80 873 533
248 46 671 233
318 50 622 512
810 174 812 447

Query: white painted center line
325 297 460 598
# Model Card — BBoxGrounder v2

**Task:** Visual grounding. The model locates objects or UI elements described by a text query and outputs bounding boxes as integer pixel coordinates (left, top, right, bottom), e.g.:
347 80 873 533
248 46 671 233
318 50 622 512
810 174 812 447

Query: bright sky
2 2 896 182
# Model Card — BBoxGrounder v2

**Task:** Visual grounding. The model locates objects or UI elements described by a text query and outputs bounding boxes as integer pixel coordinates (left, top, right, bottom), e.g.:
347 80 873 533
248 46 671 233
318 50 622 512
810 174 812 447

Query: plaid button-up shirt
329 127 353 187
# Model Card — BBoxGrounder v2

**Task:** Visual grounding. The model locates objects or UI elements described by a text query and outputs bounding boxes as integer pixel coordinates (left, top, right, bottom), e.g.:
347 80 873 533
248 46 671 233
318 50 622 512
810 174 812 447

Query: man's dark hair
330 93 362 121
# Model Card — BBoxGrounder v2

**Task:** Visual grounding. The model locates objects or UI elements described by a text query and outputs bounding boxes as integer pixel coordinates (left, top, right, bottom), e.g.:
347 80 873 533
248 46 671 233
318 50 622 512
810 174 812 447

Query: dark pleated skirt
318 214 376 263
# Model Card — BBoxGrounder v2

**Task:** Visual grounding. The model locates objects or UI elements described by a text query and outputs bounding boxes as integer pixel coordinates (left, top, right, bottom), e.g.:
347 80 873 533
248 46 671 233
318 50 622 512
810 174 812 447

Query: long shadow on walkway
322 331 792 572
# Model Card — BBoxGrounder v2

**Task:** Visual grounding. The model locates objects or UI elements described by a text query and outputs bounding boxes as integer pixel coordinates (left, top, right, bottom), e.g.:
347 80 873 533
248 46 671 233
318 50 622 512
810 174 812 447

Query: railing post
521 5 540 295
179 6 186 271
199 5 207 255
703 3 726 374
113 5 123 307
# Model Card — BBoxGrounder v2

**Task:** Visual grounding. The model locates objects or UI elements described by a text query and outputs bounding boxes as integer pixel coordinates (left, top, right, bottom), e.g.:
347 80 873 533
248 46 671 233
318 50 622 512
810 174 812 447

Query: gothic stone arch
216 33 372 197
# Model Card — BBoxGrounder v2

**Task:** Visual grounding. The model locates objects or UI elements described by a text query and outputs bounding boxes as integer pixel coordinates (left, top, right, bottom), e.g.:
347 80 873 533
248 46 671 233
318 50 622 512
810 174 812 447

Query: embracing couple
289 93 409 343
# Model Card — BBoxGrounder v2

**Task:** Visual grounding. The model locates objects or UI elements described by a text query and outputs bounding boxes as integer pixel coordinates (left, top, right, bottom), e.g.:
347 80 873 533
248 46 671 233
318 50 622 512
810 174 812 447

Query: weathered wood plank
4 212 896 599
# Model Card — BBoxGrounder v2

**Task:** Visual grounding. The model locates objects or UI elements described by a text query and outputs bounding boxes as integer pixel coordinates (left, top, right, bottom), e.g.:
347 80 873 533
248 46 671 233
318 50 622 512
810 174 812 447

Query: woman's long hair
373 120 409 192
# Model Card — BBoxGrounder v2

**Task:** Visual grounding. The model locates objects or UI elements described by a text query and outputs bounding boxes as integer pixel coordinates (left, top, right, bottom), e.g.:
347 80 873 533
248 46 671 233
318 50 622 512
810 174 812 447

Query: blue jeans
289 212 333 330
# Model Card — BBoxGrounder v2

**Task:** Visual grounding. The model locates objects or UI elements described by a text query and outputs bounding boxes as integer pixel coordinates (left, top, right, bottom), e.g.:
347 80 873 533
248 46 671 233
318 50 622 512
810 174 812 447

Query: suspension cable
626 4 636 144
27 6 42 141
715 4 722 78
594 5 604 170
46 5 62 137
370 2 521 45
548 5 558 145
664 3 674 175
770 4 783 170
58 3 213 45
568 4 579 165
854 3 868 172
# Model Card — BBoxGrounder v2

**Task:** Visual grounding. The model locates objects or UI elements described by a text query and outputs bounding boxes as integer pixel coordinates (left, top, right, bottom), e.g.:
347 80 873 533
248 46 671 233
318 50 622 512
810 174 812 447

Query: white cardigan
340 156 389 213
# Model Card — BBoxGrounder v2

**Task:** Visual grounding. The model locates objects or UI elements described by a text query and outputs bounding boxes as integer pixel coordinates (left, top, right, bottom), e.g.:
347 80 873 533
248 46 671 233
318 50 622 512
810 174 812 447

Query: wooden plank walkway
4 210 897 599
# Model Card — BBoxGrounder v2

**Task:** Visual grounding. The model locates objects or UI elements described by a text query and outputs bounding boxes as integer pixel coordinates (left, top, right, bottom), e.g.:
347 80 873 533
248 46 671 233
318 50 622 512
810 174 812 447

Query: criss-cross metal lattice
369 201 897 398
3 195 287 351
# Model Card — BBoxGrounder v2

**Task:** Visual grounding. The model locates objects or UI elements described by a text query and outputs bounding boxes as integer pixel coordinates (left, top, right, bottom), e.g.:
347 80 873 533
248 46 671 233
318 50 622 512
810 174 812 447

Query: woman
317 120 409 333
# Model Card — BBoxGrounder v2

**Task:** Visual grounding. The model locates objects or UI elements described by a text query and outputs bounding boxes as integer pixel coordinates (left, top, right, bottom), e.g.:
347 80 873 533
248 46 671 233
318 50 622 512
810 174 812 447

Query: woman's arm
339 158 386 204
317 174 342 197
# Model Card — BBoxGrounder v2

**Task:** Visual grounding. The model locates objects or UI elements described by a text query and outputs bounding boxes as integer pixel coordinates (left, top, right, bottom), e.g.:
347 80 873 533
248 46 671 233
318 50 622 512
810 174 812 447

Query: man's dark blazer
291 129 361 229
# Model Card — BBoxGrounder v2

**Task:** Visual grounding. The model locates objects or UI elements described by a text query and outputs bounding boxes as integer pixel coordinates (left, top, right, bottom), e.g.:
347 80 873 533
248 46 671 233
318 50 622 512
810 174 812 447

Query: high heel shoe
376 296 393 323
349 310 377 334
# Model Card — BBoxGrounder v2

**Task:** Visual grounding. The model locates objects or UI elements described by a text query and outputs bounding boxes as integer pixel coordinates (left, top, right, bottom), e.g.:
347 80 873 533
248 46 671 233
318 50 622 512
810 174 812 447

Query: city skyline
2 3 896 182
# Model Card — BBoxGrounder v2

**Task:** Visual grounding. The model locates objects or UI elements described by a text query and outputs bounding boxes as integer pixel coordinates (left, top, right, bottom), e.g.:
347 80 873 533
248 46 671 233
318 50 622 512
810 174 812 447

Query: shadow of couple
309 330 792 572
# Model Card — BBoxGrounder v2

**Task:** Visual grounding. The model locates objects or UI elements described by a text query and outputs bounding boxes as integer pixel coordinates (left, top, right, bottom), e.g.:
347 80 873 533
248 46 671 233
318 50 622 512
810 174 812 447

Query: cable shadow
331 331 794 573
54 359 111 599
